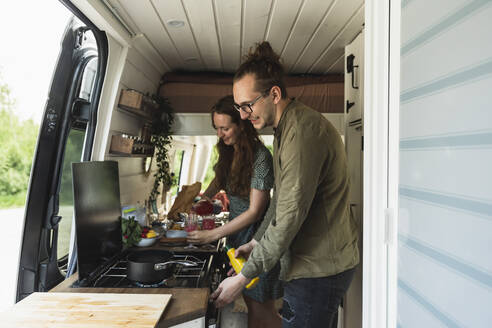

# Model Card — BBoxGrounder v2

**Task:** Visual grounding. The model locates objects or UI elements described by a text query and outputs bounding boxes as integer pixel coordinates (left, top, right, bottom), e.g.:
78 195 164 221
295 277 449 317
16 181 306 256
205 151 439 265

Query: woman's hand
187 229 219 244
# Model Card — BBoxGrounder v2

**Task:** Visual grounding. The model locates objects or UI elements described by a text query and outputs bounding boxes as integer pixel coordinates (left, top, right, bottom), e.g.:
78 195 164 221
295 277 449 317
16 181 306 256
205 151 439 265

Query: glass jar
202 215 215 230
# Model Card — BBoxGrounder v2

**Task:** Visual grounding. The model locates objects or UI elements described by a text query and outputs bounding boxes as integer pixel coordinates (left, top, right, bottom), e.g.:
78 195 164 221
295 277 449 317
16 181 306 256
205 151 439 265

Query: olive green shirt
242 100 359 281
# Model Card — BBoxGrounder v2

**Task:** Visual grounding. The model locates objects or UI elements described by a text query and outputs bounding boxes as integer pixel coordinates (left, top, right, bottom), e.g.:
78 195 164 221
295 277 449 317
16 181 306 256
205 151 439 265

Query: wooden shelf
111 98 158 158
107 151 152 158
117 105 153 122
108 137 154 158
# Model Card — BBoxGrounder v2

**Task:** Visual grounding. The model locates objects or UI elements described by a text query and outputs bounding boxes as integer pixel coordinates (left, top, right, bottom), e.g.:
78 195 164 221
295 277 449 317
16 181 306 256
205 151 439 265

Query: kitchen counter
50 273 210 328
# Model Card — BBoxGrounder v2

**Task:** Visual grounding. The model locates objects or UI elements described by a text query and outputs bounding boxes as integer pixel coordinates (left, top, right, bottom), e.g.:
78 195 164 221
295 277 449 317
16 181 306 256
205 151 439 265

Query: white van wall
103 42 164 206
71 1 169 207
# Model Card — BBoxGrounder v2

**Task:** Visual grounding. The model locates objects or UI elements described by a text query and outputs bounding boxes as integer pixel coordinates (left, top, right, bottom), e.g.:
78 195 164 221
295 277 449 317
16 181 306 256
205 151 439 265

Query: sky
0 1 72 124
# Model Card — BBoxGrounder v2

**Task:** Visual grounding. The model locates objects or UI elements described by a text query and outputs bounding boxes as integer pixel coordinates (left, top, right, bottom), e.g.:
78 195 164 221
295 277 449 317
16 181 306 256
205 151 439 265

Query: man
211 41 359 328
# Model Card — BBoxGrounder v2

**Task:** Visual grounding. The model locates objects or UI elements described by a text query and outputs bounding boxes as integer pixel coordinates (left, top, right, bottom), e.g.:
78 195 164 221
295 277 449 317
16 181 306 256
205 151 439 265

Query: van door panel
17 14 107 301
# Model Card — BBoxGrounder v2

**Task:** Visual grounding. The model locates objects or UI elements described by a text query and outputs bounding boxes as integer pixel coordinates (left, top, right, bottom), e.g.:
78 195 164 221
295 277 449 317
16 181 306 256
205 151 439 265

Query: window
57 129 85 259
170 150 185 198
57 56 98 260
202 147 218 191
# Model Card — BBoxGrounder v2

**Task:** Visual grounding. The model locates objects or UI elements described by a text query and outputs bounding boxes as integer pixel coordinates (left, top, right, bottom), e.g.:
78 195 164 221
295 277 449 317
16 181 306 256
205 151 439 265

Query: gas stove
71 251 224 290
94 253 212 288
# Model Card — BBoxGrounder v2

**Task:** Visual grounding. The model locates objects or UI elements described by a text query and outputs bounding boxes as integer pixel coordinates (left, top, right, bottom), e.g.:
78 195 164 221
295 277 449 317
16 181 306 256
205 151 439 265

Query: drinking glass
202 215 215 230
200 215 216 249
184 213 198 249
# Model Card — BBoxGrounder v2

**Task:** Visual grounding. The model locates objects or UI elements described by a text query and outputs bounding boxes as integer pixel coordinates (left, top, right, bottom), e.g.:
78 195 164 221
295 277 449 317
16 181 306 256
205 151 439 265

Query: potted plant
148 95 174 212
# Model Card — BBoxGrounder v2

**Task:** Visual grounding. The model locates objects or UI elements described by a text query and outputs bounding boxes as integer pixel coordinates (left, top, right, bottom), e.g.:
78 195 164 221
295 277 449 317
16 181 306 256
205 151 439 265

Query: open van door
16 9 107 301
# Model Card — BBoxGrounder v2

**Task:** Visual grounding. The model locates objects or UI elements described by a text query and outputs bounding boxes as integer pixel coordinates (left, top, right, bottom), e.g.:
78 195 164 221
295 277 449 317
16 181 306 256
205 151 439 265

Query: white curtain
188 143 213 188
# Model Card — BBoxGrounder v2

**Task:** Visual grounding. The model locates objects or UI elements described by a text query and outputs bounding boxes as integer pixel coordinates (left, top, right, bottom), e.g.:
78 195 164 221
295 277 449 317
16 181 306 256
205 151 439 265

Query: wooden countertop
50 274 210 328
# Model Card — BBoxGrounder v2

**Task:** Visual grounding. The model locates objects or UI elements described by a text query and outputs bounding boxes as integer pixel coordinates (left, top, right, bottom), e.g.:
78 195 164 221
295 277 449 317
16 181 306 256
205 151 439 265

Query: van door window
58 129 84 260
57 58 98 260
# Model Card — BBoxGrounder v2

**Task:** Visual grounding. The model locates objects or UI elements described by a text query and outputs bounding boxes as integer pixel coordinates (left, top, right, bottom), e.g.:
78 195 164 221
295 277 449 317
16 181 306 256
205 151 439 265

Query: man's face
233 74 275 130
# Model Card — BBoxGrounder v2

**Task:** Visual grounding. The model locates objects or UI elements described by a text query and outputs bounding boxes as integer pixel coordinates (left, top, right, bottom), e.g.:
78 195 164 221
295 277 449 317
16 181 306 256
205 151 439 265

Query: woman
187 95 282 328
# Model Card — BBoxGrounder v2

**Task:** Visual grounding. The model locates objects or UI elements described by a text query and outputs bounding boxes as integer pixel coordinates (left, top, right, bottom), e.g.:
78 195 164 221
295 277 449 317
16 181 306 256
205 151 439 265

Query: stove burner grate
87 253 212 288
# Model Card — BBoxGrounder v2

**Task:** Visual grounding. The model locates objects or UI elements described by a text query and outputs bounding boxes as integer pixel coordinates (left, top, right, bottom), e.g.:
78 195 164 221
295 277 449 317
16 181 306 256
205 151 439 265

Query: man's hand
234 239 258 260
226 239 258 276
210 273 250 308
227 267 236 277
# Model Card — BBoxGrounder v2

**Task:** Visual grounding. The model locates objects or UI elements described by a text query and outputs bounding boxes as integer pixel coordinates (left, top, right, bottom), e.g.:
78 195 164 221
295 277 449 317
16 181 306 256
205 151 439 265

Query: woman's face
213 113 241 146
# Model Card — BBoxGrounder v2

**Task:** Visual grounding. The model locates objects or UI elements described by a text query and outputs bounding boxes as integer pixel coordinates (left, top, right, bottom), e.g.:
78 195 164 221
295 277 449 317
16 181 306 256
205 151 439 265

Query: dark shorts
281 268 356 328
243 261 283 303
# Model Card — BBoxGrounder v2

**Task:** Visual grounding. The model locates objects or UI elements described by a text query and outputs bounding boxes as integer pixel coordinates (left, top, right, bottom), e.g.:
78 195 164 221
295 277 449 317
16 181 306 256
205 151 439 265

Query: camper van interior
12 1 366 326
7 0 491 327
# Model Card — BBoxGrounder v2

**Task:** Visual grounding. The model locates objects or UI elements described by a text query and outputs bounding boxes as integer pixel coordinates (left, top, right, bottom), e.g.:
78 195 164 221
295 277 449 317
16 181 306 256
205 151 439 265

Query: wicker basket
119 89 143 110
109 135 134 154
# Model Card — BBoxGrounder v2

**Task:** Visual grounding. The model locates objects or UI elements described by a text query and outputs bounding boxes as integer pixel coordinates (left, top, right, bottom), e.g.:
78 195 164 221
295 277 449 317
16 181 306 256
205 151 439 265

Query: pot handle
154 260 197 271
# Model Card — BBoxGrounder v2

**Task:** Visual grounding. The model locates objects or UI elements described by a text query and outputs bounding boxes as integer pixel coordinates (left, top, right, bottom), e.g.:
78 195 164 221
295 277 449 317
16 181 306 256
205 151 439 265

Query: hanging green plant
148 95 174 205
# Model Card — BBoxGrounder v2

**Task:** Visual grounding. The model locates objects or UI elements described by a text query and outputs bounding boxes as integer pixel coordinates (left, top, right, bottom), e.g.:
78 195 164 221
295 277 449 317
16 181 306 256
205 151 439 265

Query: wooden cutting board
0 292 171 328
159 236 187 244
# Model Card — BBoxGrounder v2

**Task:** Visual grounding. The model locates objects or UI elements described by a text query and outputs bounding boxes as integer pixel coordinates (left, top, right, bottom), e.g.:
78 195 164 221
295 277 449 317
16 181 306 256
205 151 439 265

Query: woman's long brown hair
212 95 261 198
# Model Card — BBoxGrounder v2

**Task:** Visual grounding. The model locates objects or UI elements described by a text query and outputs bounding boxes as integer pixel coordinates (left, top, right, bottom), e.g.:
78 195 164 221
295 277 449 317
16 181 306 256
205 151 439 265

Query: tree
0 70 39 208
0 70 15 112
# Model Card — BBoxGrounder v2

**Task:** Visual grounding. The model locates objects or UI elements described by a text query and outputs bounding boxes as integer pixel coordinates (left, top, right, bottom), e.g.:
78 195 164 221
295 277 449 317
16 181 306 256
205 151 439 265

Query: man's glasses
233 89 271 113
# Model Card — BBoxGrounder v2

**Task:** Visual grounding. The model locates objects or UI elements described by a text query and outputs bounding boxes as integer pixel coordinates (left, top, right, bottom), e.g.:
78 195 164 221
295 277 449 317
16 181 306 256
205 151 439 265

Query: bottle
225 245 259 289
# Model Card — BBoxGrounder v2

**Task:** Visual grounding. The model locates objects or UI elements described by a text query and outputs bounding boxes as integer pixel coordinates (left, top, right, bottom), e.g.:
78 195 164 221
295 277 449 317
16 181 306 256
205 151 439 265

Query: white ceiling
107 0 364 74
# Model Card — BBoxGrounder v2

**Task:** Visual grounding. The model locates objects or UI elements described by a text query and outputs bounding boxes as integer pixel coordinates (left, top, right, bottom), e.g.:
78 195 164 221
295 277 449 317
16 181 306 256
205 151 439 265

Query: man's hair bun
235 41 288 99
247 41 281 63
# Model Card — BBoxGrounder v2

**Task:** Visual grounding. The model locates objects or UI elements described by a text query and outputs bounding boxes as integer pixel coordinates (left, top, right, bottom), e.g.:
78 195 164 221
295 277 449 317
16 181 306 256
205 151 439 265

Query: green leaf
121 216 142 247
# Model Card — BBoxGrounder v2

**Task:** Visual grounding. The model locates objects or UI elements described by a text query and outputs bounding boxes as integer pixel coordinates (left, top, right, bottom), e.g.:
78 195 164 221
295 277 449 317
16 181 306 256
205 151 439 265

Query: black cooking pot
127 250 196 284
